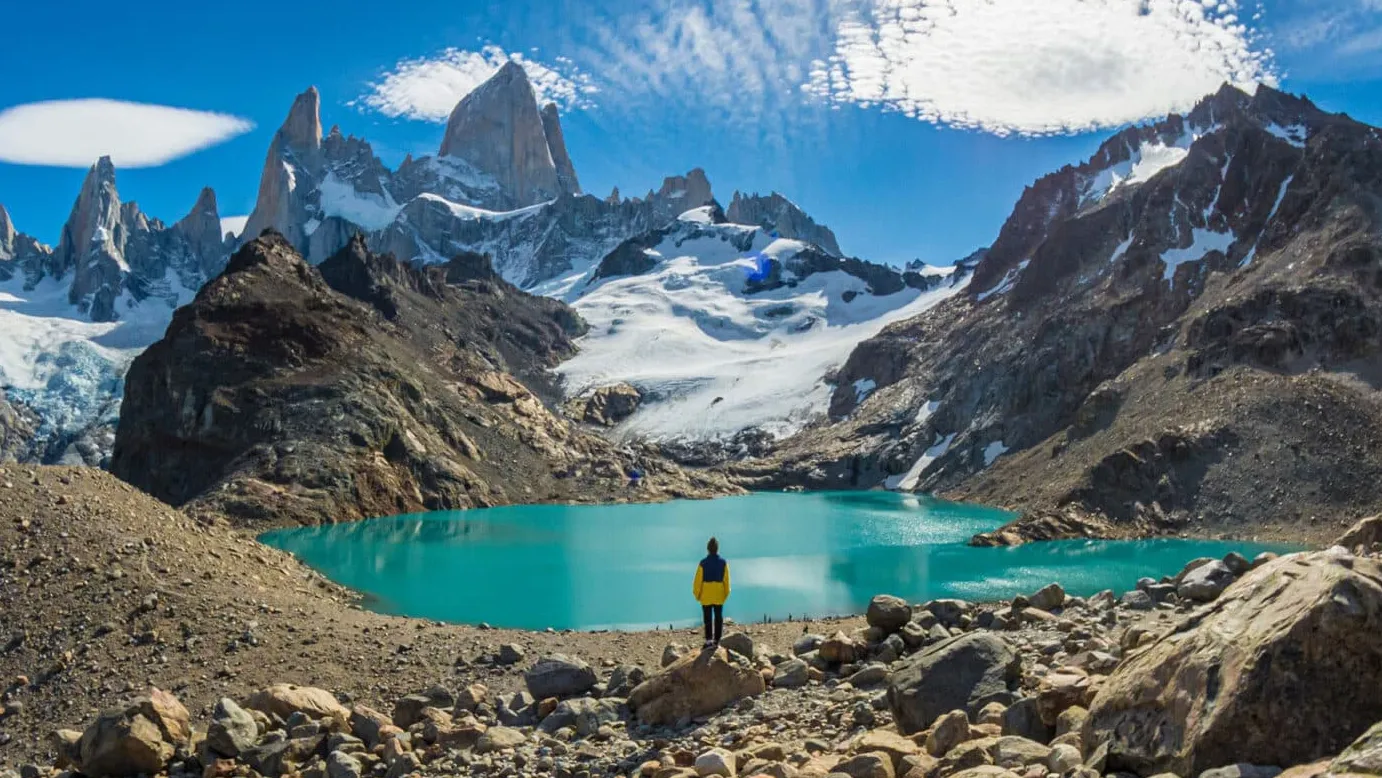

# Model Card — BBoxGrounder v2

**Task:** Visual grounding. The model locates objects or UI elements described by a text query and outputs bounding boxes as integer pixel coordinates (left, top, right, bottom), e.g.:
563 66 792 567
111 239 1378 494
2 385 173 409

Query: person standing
693 537 730 649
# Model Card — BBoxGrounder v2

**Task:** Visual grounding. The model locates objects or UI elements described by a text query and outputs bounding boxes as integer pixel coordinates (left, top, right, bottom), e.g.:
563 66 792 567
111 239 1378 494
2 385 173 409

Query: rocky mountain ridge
743 83 1382 544
109 233 734 525
0 159 233 466
238 68 847 291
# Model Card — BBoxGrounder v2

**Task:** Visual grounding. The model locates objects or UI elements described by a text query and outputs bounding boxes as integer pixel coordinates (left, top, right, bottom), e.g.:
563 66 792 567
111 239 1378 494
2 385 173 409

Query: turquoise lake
259 491 1297 630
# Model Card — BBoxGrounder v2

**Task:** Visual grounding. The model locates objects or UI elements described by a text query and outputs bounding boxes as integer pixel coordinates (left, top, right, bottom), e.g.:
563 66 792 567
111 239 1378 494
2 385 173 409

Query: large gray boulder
206 697 258 758
628 647 765 725
1176 560 1237 602
1085 551 1382 776
887 632 1022 734
524 655 598 699
867 595 912 633
538 697 622 737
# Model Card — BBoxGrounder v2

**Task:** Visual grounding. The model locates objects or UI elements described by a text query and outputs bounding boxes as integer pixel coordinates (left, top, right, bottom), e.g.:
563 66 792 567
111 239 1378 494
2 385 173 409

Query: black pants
702 604 723 642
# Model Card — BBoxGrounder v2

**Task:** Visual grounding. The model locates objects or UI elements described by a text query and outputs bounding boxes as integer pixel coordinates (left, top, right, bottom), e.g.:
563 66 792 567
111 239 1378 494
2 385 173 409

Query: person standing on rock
694 537 730 649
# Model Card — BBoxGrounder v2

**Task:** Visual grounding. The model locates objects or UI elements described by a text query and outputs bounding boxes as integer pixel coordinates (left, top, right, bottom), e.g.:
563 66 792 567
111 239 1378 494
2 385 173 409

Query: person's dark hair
707 537 719 555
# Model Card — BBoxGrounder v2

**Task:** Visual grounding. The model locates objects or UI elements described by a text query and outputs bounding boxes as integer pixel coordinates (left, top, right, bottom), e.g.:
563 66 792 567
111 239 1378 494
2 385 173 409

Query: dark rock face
727 191 843 256
110 234 731 525
745 84 1382 543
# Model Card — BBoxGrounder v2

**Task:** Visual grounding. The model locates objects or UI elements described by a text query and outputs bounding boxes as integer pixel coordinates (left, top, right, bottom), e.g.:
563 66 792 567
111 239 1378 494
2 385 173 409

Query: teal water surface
259 491 1296 630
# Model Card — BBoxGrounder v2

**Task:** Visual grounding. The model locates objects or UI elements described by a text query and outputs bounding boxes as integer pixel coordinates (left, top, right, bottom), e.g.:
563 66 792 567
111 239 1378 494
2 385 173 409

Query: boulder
242 736 324 777
1035 671 1092 726
497 643 526 665
1330 720 1382 776
991 737 1051 769
1046 743 1081 773
1198 766 1282 778
348 705 393 747
887 633 1022 734
392 687 454 728
1173 558 1216 586
137 688 190 747
696 748 737 777
525 654 598 699
475 726 527 753
774 659 810 689
1027 584 1065 612
1176 561 1236 602
247 684 349 725
1120 590 1154 611
856 730 918 771
836 752 895 778
721 632 755 658
1222 552 1251 576
926 710 971 756
206 697 258 758
820 632 865 664
1085 551 1382 776
75 709 175 777
538 697 621 737
848 663 889 687
1336 515 1382 551
327 752 363 778
1000 698 1052 744
607 665 647 698
793 634 825 656
628 647 766 725
867 595 912 633
925 600 970 627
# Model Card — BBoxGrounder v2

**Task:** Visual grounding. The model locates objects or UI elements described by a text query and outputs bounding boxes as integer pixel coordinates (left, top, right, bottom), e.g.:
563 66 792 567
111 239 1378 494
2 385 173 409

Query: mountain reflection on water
260 492 1295 630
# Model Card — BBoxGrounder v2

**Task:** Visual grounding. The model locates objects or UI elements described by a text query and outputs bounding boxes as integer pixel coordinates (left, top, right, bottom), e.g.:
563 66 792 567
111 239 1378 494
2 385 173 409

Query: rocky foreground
5 463 1382 778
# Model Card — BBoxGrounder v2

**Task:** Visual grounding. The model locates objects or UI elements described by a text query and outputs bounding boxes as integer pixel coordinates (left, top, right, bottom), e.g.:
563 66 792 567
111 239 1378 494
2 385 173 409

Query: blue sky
2 0 1380 267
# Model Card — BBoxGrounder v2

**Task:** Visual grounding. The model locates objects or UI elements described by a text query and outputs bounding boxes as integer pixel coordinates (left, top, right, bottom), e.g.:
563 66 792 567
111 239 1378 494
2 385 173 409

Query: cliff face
741 85 1382 544
110 234 734 525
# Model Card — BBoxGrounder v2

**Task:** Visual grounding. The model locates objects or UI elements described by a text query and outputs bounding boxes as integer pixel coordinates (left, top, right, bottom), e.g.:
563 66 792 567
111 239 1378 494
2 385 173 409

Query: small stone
695 748 737 777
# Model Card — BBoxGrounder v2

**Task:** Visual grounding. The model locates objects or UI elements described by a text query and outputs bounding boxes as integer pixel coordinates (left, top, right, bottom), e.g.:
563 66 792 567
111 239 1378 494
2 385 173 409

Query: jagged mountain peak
540 102 581 195
280 86 323 151
726 190 843 257
439 62 564 207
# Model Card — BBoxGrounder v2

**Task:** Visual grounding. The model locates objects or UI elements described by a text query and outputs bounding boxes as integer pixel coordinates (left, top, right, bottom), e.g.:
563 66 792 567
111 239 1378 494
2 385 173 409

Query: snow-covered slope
0 269 195 464
555 207 969 441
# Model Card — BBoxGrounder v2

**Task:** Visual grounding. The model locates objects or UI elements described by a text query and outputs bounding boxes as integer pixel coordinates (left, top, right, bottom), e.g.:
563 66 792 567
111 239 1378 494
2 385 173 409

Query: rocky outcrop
727 191 842 256
627 648 766 725
1085 550 1382 776
969 508 1116 547
569 383 643 427
439 62 565 208
749 84 1382 543
109 234 732 525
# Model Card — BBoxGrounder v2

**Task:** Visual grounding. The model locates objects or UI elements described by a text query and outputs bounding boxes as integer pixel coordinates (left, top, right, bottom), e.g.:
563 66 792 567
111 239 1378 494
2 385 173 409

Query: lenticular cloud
357 45 598 122
0 99 254 168
804 0 1277 135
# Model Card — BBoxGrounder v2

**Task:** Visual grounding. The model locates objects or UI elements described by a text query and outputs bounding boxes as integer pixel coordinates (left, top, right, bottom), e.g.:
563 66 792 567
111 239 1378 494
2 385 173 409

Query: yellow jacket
694 554 730 606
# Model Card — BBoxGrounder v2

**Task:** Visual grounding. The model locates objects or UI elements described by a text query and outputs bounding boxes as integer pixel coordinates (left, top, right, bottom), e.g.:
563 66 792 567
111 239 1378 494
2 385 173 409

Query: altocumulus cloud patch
354 44 598 122
0 99 254 168
803 0 1277 135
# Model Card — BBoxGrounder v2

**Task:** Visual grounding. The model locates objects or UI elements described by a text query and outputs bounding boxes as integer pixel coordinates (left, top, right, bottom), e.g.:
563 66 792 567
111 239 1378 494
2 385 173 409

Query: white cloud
220 215 249 238
355 44 598 122
0 99 254 168
575 0 843 147
803 0 1277 135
